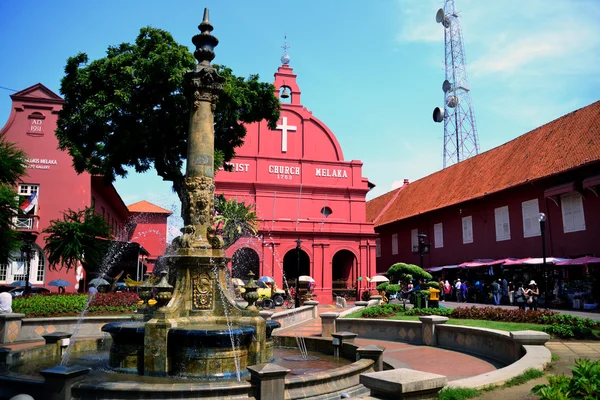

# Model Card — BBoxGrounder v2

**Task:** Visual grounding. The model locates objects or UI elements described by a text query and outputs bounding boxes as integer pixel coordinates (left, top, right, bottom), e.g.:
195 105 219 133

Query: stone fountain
103 8 271 379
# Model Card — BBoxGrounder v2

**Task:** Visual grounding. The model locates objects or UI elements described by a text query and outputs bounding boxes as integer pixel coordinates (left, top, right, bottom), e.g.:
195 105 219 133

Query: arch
332 249 357 282
231 247 260 279
282 248 310 288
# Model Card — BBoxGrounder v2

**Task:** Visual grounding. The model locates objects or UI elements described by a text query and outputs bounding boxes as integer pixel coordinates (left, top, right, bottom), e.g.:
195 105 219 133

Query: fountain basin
102 321 145 374
168 325 256 379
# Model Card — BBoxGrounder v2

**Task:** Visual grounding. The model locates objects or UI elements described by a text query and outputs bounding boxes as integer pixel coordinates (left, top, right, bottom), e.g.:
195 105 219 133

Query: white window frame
521 199 541 238
495 206 511 241
434 223 443 248
391 234 398 255
1 247 45 284
561 193 586 233
462 216 473 244
375 238 381 258
17 184 39 214
411 229 418 253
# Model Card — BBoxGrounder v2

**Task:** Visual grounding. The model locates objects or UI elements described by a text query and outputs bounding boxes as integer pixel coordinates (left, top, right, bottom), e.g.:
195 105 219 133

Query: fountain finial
192 7 219 65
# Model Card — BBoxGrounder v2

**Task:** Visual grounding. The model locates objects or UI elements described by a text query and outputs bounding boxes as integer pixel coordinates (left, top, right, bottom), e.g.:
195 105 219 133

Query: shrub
425 281 440 289
540 314 599 339
12 292 139 317
386 284 401 295
360 304 404 318
387 263 432 282
376 282 389 292
404 308 453 316
449 306 556 324
532 358 600 399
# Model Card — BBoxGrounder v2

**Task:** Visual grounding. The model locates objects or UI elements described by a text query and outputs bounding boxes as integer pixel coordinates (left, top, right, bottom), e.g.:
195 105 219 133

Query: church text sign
315 168 348 178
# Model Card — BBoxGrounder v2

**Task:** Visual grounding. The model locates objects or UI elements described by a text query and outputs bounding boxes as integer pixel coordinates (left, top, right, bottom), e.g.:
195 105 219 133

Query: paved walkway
275 304 600 398
440 300 600 321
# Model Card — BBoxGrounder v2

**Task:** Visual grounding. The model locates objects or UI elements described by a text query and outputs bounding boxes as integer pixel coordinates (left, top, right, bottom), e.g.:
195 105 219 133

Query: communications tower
432 0 479 168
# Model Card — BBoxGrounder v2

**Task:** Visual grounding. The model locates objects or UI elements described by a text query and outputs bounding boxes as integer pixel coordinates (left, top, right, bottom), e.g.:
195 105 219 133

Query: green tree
43 207 112 272
0 137 28 261
214 195 259 248
387 263 432 283
56 27 280 201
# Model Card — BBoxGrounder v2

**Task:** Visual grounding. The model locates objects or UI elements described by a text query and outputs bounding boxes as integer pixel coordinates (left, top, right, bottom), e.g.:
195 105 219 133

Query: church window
391 234 398 255
320 207 332 218
16 184 39 229
0 262 6 281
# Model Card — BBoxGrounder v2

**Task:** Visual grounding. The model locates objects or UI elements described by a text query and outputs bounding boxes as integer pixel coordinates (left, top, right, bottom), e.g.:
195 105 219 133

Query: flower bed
12 292 139 317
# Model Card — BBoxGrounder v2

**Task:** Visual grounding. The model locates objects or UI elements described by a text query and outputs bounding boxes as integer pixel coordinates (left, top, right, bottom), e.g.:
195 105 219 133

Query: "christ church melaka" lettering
315 168 348 178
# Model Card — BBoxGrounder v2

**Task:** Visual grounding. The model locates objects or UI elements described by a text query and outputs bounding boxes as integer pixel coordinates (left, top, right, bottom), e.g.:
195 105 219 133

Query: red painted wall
375 163 600 272
215 62 377 302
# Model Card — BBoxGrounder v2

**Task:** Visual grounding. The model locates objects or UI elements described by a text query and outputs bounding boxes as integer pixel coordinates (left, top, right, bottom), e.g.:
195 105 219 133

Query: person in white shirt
0 292 12 313
455 279 463 302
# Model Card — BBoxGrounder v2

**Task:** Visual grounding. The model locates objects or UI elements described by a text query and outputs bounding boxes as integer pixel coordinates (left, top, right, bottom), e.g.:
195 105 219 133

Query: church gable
10 83 64 104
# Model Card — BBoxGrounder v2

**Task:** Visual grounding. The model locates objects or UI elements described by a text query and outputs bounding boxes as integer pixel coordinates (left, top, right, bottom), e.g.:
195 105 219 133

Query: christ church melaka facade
215 55 378 302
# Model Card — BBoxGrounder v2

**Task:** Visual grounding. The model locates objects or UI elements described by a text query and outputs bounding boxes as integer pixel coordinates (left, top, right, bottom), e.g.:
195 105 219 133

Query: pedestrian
460 280 468 303
515 282 527 310
502 278 509 304
526 280 540 311
439 279 445 301
491 279 501 305
508 281 514 305
444 280 451 302
455 279 462 302
0 292 12 313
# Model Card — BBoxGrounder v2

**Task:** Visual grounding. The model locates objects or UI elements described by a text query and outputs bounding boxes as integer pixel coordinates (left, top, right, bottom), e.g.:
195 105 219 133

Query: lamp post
538 213 547 307
417 233 430 269
20 233 36 296
295 238 302 308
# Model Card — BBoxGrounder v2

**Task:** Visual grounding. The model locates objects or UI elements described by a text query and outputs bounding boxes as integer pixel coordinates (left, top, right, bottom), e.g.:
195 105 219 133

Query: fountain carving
103 8 271 379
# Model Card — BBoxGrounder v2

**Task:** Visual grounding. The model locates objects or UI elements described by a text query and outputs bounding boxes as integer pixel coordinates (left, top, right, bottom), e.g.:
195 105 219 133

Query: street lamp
417 233 430 269
295 238 302 308
20 233 36 296
538 213 547 306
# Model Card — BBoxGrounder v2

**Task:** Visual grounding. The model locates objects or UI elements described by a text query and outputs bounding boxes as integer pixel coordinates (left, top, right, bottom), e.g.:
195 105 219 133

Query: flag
20 192 38 213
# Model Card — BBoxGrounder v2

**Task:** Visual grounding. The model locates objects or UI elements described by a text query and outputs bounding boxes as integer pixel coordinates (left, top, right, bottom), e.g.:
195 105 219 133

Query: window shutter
462 216 473 244
434 223 443 248
392 234 398 255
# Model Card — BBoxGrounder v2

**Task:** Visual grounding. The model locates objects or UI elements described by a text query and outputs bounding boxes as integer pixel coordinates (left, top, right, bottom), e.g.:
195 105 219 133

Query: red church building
127 200 172 273
367 101 600 272
0 84 168 291
215 54 377 302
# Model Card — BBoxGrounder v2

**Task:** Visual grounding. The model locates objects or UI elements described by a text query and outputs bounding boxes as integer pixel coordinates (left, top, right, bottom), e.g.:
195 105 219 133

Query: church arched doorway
231 248 259 279
282 248 310 288
332 249 357 299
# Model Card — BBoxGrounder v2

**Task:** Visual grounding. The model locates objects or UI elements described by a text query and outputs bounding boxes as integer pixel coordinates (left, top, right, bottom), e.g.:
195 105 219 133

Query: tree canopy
43 207 112 272
387 262 432 283
56 27 280 200
214 194 259 248
0 137 28 260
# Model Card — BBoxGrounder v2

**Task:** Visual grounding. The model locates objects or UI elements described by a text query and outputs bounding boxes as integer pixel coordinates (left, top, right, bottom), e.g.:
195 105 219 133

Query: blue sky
1 0 599 239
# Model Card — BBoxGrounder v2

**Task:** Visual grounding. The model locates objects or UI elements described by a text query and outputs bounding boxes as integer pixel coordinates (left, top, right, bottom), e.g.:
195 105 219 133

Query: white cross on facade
276 116 297 152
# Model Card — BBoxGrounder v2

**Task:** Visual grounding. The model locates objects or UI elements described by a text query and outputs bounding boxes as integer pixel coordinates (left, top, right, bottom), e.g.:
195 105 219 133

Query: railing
13 215 39 232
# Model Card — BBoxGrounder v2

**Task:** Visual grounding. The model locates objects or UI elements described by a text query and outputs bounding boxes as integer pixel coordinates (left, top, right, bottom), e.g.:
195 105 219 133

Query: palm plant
43 207 111 272
0 137 28 260
214 195 259 248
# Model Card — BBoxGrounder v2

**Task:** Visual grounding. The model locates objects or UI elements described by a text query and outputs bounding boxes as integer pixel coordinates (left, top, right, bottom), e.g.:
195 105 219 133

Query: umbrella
10 280 27 287
369 276 389 283
48 279 71 287
299 275 315 283
89 278 110 286
231 278 245 286
258 276 275 284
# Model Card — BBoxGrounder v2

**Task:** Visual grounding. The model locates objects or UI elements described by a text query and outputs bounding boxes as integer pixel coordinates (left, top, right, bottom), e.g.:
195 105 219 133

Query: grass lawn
388 315 546 332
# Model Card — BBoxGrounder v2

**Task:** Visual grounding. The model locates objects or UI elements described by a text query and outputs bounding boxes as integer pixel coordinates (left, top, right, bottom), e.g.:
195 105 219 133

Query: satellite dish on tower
446 95 459 108
442 80 452 93
433 107 445 123
436 9 444 23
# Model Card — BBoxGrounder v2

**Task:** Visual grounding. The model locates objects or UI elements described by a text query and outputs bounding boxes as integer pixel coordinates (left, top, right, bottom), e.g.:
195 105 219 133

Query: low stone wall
336 318 423 345
266 304 318 330
437 325 521 365
18 315 132 342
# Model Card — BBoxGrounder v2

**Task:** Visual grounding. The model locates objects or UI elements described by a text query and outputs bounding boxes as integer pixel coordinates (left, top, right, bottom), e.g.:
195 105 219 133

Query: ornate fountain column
143 9 267 377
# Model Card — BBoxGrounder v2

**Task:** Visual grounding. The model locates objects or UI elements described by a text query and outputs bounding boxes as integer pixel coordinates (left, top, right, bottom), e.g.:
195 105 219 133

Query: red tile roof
127 200 172 215
368 101 600 227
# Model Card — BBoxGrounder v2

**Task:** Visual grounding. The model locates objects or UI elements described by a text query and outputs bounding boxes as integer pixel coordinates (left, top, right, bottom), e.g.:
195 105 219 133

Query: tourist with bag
526 280 540 311
515 282 527 310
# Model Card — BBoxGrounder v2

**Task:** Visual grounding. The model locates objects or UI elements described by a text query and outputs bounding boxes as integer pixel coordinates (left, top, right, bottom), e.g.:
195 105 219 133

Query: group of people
436 278 541 310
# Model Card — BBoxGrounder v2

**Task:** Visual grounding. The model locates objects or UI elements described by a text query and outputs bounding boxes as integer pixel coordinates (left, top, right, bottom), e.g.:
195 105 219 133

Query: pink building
367 101 600 272
215 56 377 302
127 200 172 273
0 84 165 290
